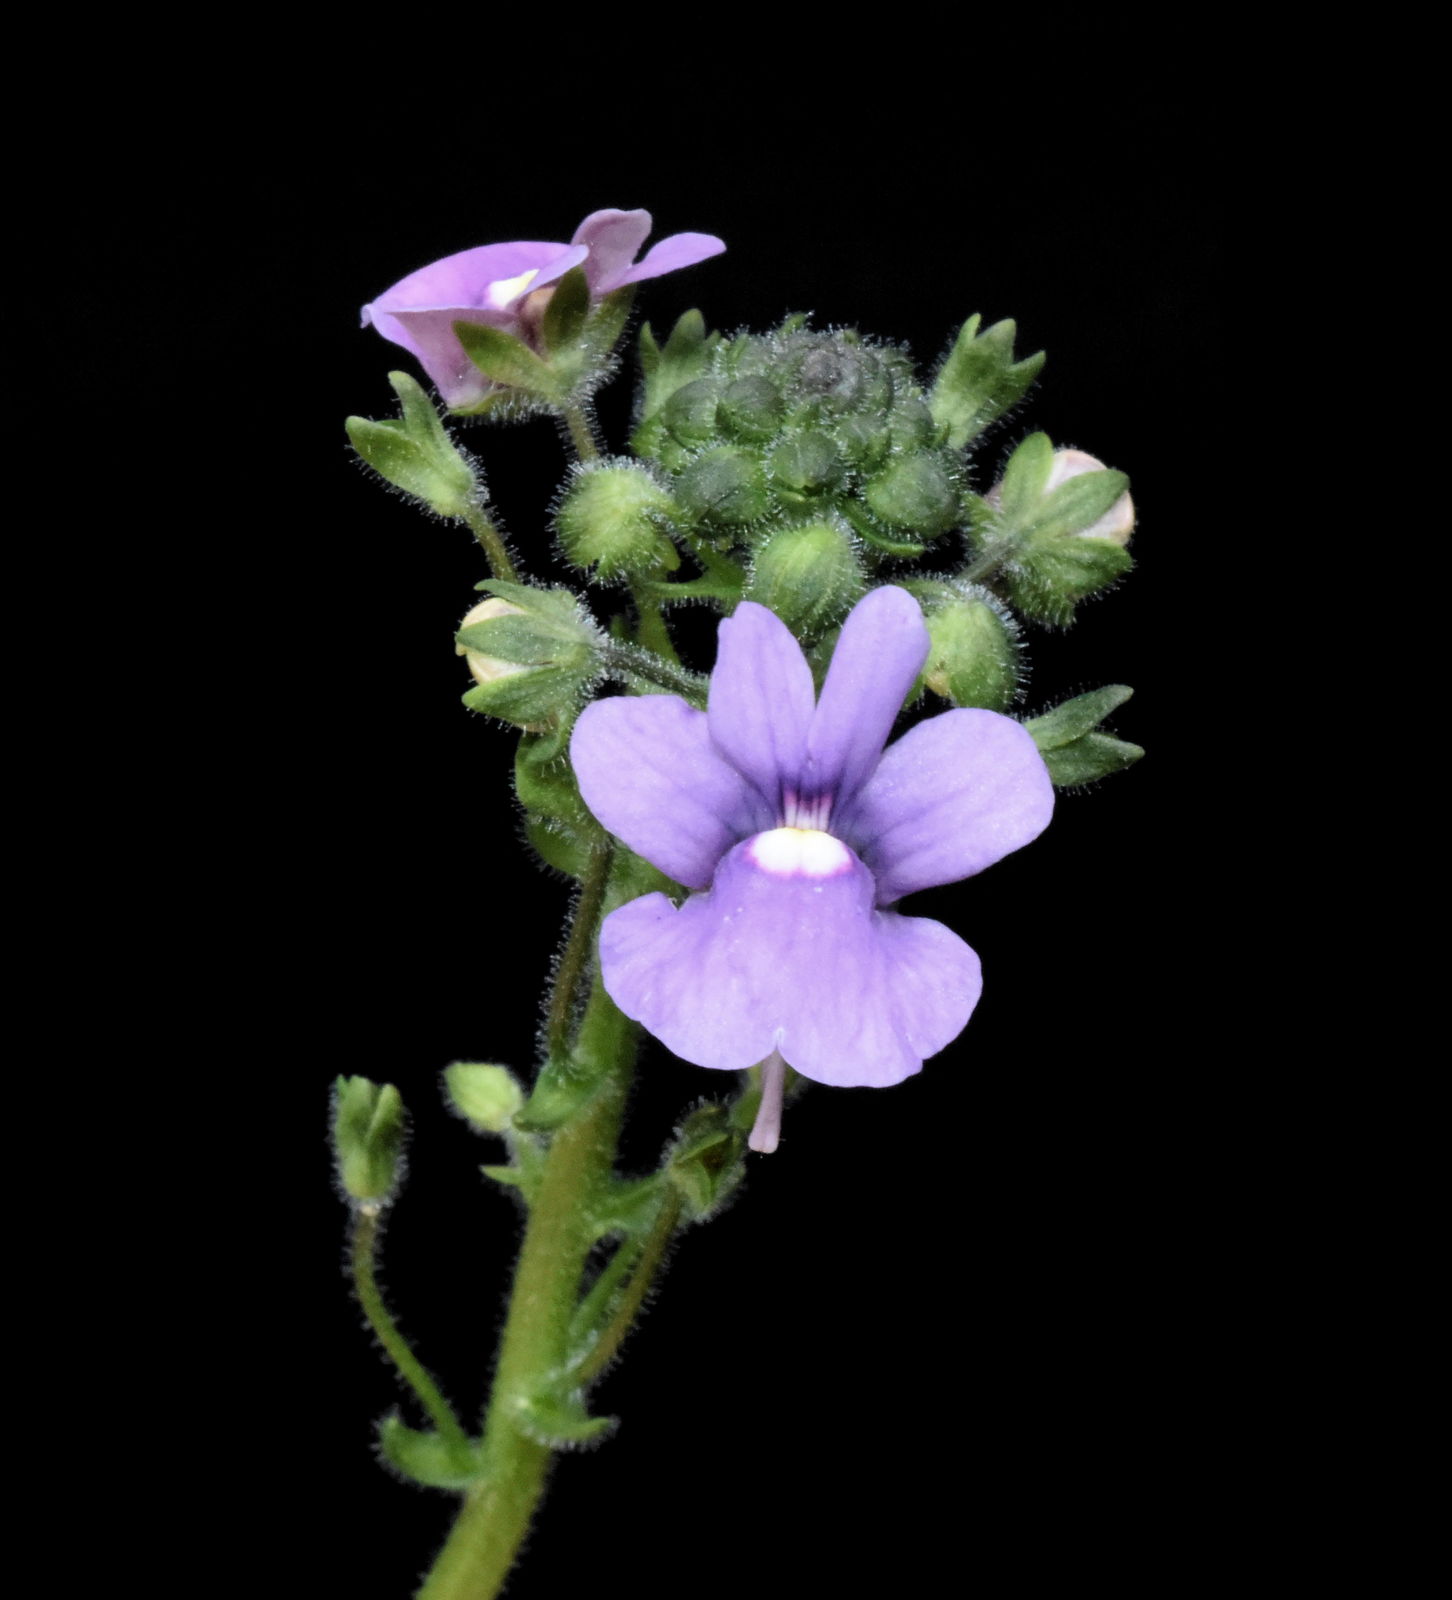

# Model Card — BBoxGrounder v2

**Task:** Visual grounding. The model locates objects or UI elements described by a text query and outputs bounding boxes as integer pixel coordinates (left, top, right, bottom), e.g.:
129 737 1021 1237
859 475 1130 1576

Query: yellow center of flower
485 267 540 309
748 827 852 878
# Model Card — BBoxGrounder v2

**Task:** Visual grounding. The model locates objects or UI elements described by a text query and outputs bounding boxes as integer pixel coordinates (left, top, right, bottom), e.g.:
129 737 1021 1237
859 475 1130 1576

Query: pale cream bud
1043 449 1135 545
456 597 531 686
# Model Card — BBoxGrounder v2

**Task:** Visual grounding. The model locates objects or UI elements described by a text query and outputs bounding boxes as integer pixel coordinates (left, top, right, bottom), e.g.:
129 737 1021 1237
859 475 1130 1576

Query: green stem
545 842 612 1062
462 503 518 583
417 978 638 1600
630 584 681 664
600 641 708 705
561 401 602 463
573 1188 681 1385
351 1208 472 1459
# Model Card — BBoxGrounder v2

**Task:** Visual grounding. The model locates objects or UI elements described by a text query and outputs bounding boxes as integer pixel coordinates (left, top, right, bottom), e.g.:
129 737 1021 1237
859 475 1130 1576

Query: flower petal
571 208 654 294
804 586 930 812
612 231 726 288
843 708 1055 904
571 695 766 889
375 306 521 408
707 602 816 812
599 833 981 1085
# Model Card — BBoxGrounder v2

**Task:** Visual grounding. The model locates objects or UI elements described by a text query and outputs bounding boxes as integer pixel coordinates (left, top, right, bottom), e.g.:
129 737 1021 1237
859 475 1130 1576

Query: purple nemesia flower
570 587 1055 1150
360 209 725 408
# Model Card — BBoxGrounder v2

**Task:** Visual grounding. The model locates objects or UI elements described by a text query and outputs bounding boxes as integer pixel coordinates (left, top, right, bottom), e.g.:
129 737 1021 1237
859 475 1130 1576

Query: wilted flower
570 588 1054 1150
361 209 725 408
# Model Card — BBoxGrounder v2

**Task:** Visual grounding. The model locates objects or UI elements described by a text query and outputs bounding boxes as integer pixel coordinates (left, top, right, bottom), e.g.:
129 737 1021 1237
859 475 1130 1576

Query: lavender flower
361 209 725 407
570 588 1054 1150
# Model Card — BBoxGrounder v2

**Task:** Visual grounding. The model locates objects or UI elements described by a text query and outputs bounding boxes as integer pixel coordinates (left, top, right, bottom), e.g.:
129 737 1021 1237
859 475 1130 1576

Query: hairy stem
561 401 602 463
630 583 681 664
573 1188 682 1385
461 503 518 583
599 640 708 705
351 1208 473 1461
545 842 612 1063
417 975 638 1600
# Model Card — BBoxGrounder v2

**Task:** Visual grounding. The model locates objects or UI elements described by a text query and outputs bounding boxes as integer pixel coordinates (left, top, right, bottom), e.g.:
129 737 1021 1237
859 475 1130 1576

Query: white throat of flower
782 788 832 831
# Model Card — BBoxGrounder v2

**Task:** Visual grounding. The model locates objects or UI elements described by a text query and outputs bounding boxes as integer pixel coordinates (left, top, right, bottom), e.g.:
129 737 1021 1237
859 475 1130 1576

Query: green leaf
453 321 561 398
583 284 635 360
589 1174 666 1239
514 1056 601 1134
1042 732 1144 787
540 265 590 354
1025 685 1135 749
377 1415 484 1489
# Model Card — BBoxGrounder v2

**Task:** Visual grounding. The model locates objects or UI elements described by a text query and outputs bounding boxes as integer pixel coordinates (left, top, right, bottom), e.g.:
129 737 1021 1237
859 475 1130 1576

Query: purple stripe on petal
804 586 930 812
613 232 727 288
571 695 764 889
845 708 1055 904
571 209 653 294
598 834 980 1086
707 603 816 812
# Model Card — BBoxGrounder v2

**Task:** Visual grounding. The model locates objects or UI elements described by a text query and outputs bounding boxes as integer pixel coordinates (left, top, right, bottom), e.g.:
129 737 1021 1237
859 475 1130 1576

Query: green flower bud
443 1063 525 1133
833 412 893 470
554 461 681 580
675 444 771 529
717 375 786 441
745 516 865 638
865 453 960 536
918 583 1023 711
767 430 846 498
332 1076 405 1204
455 590 597 729
345 372 478 519
661 378 721 444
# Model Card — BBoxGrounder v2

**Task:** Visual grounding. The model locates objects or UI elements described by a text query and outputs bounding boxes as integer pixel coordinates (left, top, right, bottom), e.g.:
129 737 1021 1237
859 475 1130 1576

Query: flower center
484 267 540 309
748 827 852 878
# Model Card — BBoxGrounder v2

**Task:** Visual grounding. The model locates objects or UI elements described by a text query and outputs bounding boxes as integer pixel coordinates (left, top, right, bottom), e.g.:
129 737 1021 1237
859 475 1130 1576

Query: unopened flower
570 588 1054 1150
361 209 725 408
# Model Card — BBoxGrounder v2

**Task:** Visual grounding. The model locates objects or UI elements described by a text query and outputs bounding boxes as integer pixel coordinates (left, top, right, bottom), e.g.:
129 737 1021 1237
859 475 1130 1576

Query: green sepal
1005 536 1133 625
588 1173 665 1240
540 265 590 355
513 1055 602 1134
839 500 928 559
930 314 1045 449
1040 731 1144 786
636 309 721 425
995 432 1055 525
345 372 477 518
515 1386 615 1448
583 285 635 363
475 579 595 632
1025 686 1142 787
377 1414 485 1490
667 1104 742 1219
332 1077 405 1204
1030 468 1131 543
454 321 562 399
462 667 582 730
863 452 961 538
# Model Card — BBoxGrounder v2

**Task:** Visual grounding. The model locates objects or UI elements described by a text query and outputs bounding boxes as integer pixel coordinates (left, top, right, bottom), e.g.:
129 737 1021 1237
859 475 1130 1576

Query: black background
126 44 1236 1596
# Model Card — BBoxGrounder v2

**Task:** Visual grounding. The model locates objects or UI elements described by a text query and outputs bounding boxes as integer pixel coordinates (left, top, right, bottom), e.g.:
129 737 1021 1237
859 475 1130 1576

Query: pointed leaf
453 322 562 398
516 1387 615 1447
377 1415 484 1489
540 264 590 354
1041 732 1145 787
1025 685 1135 749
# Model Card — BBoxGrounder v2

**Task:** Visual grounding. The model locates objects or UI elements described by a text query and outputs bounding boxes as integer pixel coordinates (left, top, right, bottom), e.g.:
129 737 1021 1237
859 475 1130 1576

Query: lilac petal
364 241 576 319
613 231 727 288
804 586 930 813
599 832 981 1086
571 695 766 889
571 209 654 294
707 603 817 812
377 306 523 407
844 709 1055 904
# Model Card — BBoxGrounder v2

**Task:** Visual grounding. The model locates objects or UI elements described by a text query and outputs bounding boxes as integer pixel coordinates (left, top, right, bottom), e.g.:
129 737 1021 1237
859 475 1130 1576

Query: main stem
417 976 637 1600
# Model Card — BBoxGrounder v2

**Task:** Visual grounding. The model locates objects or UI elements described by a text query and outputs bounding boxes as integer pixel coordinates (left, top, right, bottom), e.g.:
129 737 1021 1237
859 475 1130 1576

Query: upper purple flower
570 587 1054 1129
360 209 725 408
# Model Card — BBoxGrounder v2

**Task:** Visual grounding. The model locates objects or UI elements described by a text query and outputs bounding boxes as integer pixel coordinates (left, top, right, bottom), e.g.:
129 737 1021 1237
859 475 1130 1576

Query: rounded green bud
919 585 1023 711
888 395 938 449
554 462 681 579
767 430 846 497
444 1062 525 1133
332 1076 406 1205
833 412 892 470
661 378 721 444
717 376 785 442
675 445 771 528
865 453 960 536
745 517 864 638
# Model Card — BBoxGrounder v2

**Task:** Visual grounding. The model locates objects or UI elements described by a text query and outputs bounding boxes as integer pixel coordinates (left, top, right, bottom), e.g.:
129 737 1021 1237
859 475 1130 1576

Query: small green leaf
1025 687 1142 787
1029 469 1130 542
1025 685 1135 749
1006 537 1133 625
930 315 1045 448
516 1387 615 1447
1042 732 1144 787
377 1415 484 1489
996 432 1055 525
456 615 573 666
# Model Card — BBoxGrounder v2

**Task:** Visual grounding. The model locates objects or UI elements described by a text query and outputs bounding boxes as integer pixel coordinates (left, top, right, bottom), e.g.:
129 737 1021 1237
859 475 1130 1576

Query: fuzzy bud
554 462 681 579
346 371 477 519
717 376 785 442
455 598 532 686
918 584 1023 712
746 516 865 638
455 586 598 728
767 430 846 499
865 453 960 536
444 1062 525 1133
1039 449 1135 545
661 378 721 444
675 444 771 529
332 1076 405 1204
